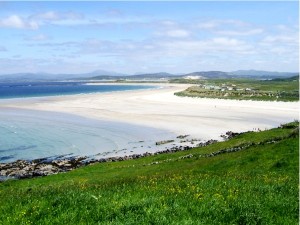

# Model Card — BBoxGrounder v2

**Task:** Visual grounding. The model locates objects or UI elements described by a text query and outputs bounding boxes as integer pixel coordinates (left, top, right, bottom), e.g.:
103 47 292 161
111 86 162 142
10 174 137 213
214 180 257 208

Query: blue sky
0 1 298 74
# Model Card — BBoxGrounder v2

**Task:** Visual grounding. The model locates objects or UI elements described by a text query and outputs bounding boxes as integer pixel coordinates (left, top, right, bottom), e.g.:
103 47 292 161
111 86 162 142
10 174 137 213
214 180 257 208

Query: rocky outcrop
220 131 241 140
155 140 174 145
0 156 87 179
176 135 189 139
0 139 219 181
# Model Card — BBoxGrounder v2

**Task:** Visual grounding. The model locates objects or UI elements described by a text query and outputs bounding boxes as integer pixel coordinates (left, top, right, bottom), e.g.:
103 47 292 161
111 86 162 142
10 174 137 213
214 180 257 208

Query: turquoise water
0 108 174 163
0 83 177 163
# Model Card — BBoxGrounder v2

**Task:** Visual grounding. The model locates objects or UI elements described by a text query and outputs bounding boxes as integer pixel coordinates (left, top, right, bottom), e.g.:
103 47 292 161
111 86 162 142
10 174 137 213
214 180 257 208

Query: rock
9 170 32 179
98 158 107 163
63 163 72 167
143 152 152 157
155 140 174 145
176 135 189 139
221 131 241 140
179 154 193 159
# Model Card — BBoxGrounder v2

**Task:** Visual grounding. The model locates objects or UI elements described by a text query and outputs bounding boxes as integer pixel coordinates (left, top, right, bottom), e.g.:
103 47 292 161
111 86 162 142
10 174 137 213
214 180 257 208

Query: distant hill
229 70 298 78
76 70 128 78
86 70 299 80
131 72 174 78
0 70 298 82
271 75 299 81
89 72 180 81
0 70 127 82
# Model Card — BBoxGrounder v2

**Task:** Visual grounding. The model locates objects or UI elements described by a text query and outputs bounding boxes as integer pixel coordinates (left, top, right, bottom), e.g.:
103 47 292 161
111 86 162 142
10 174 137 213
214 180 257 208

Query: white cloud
216 28 264 36
153 20 191 39
196 21 218 29
0 15 38 29
262 34 298 45
258 25 298 58
196 19 248 30
164 29 190 38
159 37 253 57
195 19 264 37
211 37 242 46
0 11 85 30
33 11 60 20
31 11 86 27
31 11 84 21
40 34 254 61
1 10 297 74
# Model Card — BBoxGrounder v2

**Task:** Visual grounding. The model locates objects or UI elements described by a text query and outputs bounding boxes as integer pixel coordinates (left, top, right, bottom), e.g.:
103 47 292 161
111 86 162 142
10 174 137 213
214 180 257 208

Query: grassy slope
172 77 299 101
0 123 298 225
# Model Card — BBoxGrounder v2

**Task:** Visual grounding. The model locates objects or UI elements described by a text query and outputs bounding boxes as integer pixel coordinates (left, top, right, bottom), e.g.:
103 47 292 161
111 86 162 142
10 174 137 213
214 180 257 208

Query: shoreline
0 83 297 139
0 131 227 180
0 83 298 180
0 124 292 181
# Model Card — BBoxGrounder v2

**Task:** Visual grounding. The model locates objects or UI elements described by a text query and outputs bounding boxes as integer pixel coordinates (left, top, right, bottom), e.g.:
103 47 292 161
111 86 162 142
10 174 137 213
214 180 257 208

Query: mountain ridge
0 70 298 82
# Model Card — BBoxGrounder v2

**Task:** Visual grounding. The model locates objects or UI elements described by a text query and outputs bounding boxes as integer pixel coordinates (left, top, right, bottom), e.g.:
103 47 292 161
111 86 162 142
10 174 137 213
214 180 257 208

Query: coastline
0 82 298 180
0 135 219 180
1 82 298 139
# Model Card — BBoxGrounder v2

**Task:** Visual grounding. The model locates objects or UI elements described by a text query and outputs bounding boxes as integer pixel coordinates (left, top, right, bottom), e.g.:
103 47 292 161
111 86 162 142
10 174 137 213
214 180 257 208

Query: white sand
1 83 298 140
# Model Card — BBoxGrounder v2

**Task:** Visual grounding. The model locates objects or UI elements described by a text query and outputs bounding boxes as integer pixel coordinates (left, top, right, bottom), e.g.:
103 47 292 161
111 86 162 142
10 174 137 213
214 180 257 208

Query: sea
0 81 153 99
0 82 176 163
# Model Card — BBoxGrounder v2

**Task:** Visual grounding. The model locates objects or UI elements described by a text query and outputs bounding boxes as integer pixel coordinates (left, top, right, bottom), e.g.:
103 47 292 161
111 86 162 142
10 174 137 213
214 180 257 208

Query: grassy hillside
0 122 298 224
173 77 299 101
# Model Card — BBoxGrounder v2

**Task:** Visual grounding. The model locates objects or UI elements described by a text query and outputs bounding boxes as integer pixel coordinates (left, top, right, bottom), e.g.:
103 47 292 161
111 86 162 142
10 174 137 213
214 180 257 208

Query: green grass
0 122 299 224
172 77 299 101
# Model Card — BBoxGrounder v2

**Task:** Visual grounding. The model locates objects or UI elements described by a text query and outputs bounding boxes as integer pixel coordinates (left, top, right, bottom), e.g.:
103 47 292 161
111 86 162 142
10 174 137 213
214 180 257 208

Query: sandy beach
1 83 298 141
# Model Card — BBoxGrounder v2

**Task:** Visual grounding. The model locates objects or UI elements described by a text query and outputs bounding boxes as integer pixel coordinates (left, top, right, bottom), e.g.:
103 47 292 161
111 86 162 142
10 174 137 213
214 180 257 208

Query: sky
0 1 298 74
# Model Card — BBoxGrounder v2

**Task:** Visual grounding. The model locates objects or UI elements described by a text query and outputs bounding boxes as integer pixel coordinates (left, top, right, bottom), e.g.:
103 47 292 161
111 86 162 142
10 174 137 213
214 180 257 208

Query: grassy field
172 77 299 101
0 122 298 224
